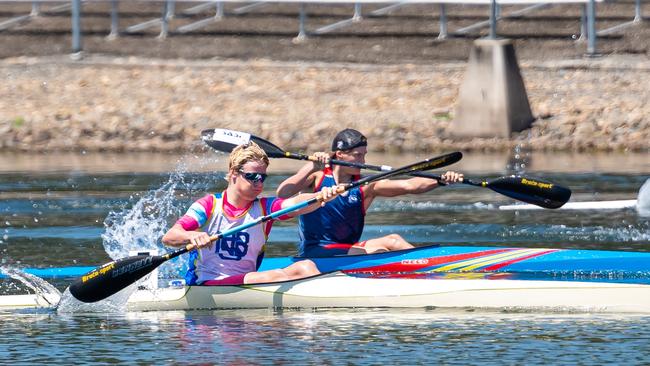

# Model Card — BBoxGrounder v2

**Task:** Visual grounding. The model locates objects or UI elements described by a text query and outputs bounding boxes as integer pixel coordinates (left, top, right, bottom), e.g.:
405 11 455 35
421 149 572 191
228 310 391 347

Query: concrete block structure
454 38 534 138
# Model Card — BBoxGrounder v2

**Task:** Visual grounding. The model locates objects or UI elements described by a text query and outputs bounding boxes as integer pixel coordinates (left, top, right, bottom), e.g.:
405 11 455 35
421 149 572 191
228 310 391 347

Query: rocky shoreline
1 54 649 153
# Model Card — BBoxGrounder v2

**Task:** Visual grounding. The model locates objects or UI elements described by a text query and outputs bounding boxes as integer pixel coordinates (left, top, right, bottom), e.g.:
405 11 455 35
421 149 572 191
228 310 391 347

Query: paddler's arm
280 185 340 218
162 194 214 249
365 171 464 198
162 224 213 249
276 152 331 198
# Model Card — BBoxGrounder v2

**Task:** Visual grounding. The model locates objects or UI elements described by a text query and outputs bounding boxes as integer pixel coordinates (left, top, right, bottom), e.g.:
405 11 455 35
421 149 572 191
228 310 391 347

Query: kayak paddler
276 128 463 257
162 142 339 285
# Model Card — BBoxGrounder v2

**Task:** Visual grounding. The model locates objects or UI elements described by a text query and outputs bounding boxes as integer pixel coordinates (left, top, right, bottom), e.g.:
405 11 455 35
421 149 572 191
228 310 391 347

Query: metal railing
0 0 645 56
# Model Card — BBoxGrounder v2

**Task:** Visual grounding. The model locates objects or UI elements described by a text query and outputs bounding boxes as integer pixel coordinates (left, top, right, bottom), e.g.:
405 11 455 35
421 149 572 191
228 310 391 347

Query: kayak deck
7 245 650 280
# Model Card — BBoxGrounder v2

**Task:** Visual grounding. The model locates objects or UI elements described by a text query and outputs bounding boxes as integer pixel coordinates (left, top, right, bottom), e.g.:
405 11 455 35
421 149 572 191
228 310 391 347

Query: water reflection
48 309 650 363
144 309 650 364
3 306 650 364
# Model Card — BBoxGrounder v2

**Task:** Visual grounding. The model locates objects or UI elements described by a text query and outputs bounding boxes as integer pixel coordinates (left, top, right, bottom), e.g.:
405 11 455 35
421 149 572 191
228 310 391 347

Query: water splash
442 223 650 243
363 223 650 244
57 286 132 314
507 141 532 176
369 200 496 212
101 152 224 280
637 178 650 217
0 266 61 307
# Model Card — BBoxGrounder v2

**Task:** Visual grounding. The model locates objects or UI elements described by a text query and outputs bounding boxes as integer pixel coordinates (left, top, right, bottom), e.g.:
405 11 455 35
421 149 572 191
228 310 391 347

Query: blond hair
227 142 269 178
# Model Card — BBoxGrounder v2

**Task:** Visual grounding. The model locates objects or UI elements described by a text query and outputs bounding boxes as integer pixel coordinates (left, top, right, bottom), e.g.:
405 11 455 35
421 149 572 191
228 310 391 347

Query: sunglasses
239 171 268 184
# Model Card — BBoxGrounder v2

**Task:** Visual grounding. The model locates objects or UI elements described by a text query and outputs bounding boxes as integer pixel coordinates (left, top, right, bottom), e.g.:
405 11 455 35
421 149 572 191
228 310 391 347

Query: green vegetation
433 111 452 121
12 117 24 127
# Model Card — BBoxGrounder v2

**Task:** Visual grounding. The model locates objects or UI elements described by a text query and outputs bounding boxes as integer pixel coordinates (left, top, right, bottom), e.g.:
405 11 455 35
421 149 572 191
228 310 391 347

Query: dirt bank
1 55 649 153
1 2 649 153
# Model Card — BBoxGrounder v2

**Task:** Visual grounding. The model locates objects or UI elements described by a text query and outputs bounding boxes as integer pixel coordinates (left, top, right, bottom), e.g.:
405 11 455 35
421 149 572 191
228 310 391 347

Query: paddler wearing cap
277 128 464 258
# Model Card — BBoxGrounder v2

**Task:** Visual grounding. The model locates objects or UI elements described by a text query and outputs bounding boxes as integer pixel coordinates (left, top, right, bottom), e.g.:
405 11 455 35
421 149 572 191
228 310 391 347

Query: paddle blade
201 128 252 153
201 128 287 158
69 254 166 303
484 176 572 209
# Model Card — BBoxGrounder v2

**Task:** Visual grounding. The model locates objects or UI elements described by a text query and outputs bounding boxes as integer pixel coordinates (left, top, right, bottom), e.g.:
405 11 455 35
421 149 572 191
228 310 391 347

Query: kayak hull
5 272 649 313
126 272 650 313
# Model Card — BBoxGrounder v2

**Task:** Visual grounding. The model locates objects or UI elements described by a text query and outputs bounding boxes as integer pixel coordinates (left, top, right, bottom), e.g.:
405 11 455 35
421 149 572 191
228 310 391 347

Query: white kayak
4 271 650 313
5 245 650 313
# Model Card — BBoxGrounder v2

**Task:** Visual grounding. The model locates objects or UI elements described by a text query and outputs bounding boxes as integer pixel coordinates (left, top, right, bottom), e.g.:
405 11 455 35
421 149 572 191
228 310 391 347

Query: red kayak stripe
482 249 559 271
344 248 514 274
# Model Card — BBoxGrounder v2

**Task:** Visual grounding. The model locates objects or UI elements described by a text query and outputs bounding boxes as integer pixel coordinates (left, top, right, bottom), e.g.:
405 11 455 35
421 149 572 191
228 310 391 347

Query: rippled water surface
4 309 650 365
1 151 649 364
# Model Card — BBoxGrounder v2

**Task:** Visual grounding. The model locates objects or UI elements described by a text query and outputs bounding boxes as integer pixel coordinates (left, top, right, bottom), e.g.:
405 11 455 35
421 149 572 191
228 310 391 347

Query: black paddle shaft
283 151 390 171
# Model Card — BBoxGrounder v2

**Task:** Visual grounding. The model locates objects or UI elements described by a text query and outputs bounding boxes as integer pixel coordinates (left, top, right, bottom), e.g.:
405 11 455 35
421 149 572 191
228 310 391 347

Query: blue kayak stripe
0 266 96 279
5 245 650 280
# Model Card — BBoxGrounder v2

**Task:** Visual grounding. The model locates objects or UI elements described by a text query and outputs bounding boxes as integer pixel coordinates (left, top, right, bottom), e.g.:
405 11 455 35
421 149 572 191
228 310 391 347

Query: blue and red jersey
298 167 365 257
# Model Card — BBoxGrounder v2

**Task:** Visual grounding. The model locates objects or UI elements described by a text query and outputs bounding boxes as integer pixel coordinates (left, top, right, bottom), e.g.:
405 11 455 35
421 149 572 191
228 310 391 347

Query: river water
1 150 649 364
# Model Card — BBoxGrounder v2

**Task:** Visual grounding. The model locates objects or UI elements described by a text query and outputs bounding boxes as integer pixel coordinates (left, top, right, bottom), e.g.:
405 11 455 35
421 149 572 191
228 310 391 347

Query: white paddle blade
202 128 252 147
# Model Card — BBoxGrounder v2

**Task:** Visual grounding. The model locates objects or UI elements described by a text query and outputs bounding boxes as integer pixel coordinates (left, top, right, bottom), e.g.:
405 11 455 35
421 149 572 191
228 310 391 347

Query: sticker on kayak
206 129 251 146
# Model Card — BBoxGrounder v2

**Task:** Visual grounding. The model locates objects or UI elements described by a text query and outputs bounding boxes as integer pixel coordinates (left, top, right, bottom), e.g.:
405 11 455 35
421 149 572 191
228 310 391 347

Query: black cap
331 129 368 151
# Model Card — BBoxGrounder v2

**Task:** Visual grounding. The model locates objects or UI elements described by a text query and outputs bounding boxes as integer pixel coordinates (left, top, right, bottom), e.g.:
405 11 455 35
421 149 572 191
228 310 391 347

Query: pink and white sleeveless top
177 191 280 283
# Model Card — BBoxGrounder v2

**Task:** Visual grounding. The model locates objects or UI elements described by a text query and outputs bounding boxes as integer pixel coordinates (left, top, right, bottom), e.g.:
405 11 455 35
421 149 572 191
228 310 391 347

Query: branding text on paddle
202 128 252 151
